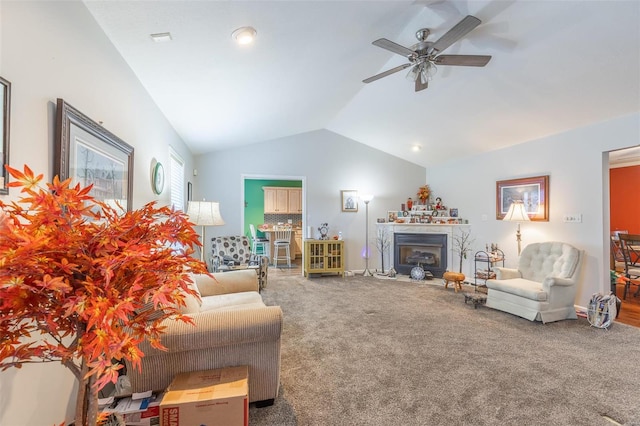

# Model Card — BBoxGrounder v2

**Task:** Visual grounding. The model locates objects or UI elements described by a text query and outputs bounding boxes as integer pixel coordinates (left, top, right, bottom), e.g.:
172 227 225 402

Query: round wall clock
152 162 164 195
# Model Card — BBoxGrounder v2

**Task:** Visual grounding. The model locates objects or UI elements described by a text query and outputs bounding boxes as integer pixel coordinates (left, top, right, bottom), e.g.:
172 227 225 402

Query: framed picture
0 76 11 195
341 190 358 212
449 208 458 217
496 175 549 221
55 99 134 211
387 211 398 222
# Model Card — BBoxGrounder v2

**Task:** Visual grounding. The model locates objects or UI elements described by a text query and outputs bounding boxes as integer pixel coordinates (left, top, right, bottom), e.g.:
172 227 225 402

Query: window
169 148 185 211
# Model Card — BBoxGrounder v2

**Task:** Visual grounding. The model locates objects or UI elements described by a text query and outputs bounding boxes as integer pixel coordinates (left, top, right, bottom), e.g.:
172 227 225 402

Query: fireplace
394 233 447 277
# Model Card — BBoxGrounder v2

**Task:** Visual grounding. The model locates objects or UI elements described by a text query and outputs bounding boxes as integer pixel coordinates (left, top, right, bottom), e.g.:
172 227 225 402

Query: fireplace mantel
376 223 471 275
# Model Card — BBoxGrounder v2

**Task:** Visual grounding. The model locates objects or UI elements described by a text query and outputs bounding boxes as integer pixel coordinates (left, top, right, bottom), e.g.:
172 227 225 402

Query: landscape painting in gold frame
496 175 549 221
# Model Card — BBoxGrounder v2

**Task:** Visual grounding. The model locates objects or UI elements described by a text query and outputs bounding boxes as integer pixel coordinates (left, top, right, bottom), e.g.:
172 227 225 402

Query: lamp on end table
503 200 530 256
187 201 225 264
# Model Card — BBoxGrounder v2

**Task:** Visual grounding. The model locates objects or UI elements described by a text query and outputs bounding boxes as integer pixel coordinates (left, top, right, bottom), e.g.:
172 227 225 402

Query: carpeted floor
248 274 640 426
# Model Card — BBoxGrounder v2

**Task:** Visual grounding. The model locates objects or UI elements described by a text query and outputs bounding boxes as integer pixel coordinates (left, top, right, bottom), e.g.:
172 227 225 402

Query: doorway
241 174 306 269
608 146 640 327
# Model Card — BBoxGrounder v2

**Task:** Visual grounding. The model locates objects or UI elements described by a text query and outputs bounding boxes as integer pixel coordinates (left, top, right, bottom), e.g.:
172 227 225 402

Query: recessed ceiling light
412 144 422 152
232 26 257 45
150 32 172 43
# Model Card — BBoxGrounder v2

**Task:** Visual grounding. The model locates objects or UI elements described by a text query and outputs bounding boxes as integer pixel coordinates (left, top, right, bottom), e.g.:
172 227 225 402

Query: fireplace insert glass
394 233 447 277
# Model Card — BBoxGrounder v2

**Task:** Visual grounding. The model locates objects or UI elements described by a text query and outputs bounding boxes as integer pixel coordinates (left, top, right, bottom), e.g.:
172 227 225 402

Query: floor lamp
361 194 374 276
502 200 530 255
187 201 225 264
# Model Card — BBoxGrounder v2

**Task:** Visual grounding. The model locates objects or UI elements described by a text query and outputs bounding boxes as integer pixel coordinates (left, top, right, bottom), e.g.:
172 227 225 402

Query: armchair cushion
487 278 547 301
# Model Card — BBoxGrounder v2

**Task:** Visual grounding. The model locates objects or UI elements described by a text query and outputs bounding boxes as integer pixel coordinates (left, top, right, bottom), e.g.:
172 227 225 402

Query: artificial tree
452 228 474 274
0 165 209 425
375 226 391 274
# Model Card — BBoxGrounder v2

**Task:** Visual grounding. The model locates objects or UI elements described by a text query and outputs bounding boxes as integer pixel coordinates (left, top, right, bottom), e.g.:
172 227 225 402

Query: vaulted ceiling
84 0 640 167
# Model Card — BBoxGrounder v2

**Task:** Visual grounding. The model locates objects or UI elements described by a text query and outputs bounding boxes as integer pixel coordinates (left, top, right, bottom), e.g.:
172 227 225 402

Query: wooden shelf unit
304 239 344 277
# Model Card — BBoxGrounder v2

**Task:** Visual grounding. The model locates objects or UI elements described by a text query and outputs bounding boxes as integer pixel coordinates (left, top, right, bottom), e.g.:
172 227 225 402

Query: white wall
194 129 426 271
426 113 640 308
0 1 193 424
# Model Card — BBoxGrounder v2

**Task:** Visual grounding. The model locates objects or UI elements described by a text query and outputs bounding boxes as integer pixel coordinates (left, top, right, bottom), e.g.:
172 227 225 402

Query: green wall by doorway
244 179 302 238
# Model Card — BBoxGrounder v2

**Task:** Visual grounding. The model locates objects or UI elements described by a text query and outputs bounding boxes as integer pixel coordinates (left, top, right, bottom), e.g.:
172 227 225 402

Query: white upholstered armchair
485 242 583 323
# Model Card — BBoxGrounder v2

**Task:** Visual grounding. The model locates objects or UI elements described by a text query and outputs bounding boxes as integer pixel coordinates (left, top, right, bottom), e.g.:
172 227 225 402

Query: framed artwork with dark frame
341 190 358 212
496 175 549 221
0 76 11 195
55 98 134 211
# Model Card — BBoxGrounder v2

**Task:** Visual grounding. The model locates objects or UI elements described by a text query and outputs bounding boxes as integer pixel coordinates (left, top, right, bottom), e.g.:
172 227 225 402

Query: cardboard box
160 366 249 426
123 393 164 426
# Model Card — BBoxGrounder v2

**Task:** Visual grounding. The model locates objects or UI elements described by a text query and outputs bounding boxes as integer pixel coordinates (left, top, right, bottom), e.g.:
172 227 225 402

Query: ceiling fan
363 15 491 92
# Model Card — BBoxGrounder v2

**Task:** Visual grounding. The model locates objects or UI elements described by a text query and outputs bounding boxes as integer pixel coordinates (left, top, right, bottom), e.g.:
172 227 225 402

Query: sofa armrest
494 267 522 280
140 305 283 357
193 270 259 297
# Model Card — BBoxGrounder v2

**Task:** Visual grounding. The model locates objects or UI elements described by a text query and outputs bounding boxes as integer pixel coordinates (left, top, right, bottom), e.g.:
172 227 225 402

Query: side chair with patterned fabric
211 235 269 291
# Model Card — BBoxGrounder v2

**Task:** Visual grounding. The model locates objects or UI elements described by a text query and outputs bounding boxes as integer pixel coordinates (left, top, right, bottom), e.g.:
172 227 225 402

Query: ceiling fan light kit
363 15 491 92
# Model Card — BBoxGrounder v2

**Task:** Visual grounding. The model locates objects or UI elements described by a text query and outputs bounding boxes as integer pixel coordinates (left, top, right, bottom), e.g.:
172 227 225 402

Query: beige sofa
125 269 282 406
485 241 583 323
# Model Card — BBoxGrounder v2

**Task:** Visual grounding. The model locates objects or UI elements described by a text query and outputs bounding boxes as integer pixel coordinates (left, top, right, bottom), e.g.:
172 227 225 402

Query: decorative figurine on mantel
318 223 329 240
416 185 430 205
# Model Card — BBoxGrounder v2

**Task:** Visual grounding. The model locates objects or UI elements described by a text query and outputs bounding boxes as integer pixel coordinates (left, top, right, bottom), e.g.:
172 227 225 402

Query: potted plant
0 165 209 425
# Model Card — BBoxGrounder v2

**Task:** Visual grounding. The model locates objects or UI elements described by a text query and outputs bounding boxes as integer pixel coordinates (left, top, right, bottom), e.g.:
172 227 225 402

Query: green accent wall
244 179 302 238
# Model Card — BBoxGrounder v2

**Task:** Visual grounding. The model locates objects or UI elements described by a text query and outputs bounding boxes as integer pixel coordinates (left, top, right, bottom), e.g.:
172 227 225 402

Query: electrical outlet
563 214 582 223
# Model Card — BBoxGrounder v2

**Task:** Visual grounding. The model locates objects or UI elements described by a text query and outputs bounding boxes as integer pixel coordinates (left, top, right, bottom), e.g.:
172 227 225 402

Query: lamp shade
361 194 374 203
503 200 530 222
187 201 225 226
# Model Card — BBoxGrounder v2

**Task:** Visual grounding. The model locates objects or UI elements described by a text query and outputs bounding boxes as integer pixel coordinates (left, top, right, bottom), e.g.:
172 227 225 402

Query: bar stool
249 224 269 258
272 225 292 268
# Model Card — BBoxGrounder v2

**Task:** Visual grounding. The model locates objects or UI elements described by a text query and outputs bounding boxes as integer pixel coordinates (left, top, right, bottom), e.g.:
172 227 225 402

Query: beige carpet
249 274 640 425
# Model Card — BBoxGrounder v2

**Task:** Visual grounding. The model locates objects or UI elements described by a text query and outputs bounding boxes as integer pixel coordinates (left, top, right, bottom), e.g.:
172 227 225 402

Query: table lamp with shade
187 200 225 263
361 194 374 276
502 200 530 255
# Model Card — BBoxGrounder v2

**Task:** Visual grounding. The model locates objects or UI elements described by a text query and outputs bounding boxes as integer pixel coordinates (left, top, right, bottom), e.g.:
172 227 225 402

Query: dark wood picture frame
496 175 549 221
55 98 134 211
0 76 11 195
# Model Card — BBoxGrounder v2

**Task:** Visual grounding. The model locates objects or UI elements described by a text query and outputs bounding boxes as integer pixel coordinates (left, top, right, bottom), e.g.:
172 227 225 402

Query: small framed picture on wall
341 190 358 212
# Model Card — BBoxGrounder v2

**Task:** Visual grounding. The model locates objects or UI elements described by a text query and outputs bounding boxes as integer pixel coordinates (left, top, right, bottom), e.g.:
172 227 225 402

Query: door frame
241 173 306 274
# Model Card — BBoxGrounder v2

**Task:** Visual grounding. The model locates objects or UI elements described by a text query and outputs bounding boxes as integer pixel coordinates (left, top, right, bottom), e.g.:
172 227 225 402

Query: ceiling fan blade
372 38 416 58
435 54 492 66
363 63 412 84
429 15 481 54
415 77 428 92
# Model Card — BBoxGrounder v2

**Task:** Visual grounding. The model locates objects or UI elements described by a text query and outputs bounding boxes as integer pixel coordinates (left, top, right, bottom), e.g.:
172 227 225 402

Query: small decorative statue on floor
318 223 329 240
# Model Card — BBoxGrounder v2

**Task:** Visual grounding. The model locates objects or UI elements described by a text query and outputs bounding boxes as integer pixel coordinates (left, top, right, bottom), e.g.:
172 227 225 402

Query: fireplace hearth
394 233 447 277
